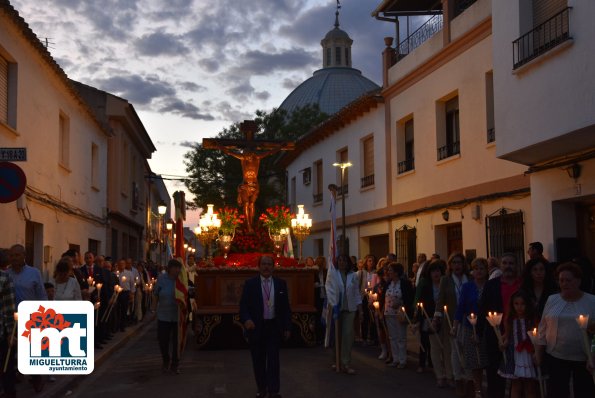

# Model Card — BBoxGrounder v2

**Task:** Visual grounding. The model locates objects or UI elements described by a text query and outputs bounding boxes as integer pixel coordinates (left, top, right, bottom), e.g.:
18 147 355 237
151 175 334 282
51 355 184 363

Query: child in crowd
498 290 538 398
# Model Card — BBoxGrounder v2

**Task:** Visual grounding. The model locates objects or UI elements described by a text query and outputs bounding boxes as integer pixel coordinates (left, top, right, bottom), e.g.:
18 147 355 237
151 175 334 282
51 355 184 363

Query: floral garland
218 207 243 235
259 205 293 234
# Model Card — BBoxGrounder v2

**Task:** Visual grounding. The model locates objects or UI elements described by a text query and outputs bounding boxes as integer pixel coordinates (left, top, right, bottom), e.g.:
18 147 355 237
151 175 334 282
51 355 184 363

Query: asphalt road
66 321 456 398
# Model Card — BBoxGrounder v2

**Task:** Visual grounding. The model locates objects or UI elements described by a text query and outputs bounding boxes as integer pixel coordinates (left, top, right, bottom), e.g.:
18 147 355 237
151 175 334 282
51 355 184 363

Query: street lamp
333 162 352 256
291 205 312 261
157 201 167 267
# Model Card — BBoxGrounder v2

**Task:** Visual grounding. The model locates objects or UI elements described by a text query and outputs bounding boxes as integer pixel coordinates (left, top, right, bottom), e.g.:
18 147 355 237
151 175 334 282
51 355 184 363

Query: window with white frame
361 136 374 188
397 117 415 174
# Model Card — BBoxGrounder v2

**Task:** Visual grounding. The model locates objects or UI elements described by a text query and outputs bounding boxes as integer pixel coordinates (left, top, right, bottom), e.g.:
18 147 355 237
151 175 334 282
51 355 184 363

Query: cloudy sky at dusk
11 0 398 224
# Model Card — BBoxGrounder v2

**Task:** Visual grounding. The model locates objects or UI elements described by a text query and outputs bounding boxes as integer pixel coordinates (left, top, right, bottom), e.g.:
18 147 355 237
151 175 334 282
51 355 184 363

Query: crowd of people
0 244 162 397
312 243 595 398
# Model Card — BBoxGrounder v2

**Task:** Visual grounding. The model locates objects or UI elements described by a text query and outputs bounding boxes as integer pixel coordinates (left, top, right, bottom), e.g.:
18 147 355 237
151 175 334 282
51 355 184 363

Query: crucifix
202 120 295 232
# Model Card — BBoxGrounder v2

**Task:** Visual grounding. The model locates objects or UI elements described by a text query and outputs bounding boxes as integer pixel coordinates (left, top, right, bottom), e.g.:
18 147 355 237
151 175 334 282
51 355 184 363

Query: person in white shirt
536 262 595 398
415 253 428 287
117 259 135 332
53 257 82 301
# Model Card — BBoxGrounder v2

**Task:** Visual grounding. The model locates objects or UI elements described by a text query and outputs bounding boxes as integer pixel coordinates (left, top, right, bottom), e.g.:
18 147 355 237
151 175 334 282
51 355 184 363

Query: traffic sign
0 147 27 161
0 162 27 203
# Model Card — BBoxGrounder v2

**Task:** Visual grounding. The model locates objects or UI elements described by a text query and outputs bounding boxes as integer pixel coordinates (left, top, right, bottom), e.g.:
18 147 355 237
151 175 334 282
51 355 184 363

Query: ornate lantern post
291 205 312 261
195 204 221 262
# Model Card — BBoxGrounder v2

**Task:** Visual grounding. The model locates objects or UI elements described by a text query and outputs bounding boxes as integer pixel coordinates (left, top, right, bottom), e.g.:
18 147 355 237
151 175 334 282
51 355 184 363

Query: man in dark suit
240 255 291 398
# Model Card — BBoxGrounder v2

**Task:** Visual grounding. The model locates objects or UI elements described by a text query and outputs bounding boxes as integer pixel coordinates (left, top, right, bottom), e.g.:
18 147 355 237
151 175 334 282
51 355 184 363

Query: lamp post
333 162 351 256
157 201 167 267
291 205 312 261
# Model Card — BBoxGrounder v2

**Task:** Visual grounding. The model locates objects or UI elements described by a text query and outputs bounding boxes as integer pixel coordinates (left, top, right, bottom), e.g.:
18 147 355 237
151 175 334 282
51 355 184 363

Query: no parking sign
0 161 27 203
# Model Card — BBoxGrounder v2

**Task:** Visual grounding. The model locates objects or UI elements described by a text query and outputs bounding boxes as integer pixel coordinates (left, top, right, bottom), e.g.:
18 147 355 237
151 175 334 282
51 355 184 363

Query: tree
183 105 327 212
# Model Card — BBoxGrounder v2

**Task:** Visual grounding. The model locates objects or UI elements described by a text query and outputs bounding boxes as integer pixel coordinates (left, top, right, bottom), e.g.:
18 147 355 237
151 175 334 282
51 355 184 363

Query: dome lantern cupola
321 2 352 68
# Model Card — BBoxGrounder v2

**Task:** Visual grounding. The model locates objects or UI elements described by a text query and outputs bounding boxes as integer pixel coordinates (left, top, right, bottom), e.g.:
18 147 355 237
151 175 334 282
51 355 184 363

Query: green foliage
184 105 328 211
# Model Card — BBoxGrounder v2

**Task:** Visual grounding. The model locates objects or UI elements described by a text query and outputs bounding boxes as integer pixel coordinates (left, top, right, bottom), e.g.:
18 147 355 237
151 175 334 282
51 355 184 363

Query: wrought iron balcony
513 7 571 70
313 193 323 203
361 174 375 188
487 128 495 143
437 141 460 161
398 158 415 174
395 14 443 62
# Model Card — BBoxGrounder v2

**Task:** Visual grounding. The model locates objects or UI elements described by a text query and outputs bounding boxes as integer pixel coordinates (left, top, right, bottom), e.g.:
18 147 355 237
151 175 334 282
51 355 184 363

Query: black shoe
255 392 267 398
31 378 45 393
269 394 282 398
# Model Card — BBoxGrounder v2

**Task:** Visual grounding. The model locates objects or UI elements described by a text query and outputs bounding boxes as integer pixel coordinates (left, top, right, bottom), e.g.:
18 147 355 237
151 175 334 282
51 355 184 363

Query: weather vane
335 0 341 27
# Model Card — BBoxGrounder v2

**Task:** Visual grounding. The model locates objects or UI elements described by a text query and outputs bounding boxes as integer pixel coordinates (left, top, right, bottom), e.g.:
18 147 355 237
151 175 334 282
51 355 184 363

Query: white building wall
0 13 108 276
492 0 595 157
529 158 595 260
389 36 527 204
288 106 386 225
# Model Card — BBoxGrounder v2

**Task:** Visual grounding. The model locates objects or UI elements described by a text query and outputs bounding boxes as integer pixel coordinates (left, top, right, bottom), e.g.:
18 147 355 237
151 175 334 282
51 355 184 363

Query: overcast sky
12 0 397 225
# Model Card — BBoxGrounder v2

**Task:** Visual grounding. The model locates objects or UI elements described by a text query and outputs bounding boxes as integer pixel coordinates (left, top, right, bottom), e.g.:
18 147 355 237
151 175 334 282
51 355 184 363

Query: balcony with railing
513 7 571 70
394 14 443 64
397 158 415 174
437 141 460 161
361 174 375 189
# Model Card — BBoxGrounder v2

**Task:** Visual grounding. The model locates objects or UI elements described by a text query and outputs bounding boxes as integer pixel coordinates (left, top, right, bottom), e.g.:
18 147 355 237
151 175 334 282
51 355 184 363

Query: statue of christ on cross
202 120 295 232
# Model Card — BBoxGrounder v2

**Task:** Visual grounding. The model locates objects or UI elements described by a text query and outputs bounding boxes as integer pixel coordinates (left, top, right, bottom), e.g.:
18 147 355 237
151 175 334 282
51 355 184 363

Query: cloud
282 77 304 90
198 58 220 73
135 31 189 56
159 98 215 121
179 140 197 148
255 91 270 101
94 74 175 105
215 101 252 123
237 48 317 75
177 81 206 92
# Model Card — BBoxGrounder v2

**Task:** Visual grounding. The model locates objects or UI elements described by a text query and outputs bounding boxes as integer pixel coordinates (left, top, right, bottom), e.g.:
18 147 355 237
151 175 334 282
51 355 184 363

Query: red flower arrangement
259 205 293 233
217 207 243 235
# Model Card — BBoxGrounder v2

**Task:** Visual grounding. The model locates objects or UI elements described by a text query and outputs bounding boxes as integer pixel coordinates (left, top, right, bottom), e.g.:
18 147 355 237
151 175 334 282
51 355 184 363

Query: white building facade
283 0 536 272
492 0 595 262
0 2 110 277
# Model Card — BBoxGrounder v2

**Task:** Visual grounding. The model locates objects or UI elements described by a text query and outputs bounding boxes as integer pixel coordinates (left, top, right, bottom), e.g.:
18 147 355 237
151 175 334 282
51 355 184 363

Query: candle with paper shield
467 313 481 364
575 314 595 384
526 327 545 398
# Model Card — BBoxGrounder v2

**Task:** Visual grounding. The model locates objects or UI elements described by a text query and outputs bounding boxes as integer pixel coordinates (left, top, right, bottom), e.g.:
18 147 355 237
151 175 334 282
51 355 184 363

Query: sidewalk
14 314 155 398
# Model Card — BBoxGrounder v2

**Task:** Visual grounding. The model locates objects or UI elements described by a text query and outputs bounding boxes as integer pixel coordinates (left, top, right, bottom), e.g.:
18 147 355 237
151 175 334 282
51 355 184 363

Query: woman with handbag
384 262 414 368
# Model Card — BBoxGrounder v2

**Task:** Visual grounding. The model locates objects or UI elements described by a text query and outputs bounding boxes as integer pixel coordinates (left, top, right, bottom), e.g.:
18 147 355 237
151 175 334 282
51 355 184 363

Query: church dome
278 5 380 116
279 67 379 116
324 26 351 41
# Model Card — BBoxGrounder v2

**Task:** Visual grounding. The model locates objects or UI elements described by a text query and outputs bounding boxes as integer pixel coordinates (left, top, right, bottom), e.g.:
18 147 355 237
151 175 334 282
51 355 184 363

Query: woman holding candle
372 266 391 361
358 254 378 346
520 258 558 320
453 257 489 398
415 260 452 387
53 257 82 301
535 262 595 397
383 262 414 368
